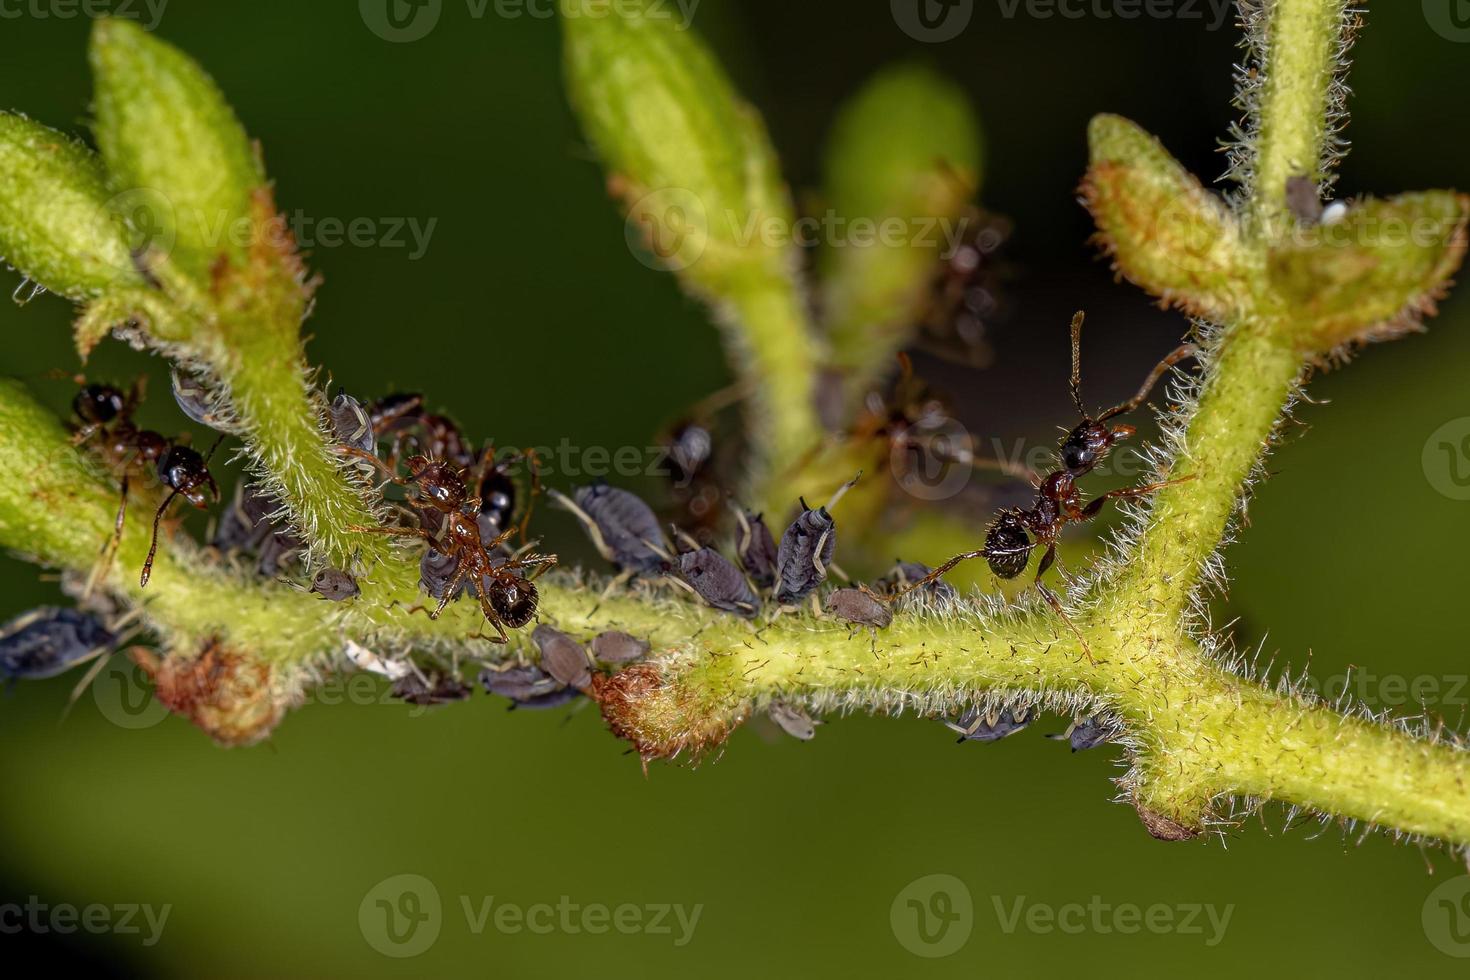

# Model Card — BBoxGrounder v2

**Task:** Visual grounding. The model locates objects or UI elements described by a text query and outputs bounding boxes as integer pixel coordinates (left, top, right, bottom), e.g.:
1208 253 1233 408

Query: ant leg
516 448 544 543
431 565 471 620
346 525 433 541
140 488 183 588
471 584 510 644
891 550 990 600
1098 343 1200 422
1034 579 1095 665
335 446 404 485
70 422 103 447
1080 475 1198 521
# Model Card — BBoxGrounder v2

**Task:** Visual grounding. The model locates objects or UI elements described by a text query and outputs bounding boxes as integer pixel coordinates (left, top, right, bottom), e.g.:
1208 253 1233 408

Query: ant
367 392 475 469
343 453 556 642
896 312 1198 660
69 380 222 590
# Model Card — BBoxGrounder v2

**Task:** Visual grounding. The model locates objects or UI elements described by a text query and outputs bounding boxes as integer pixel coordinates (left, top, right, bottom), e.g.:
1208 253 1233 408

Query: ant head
489 577 538 629
409 457 467 512
73 384 126 425
1059 419 1136 474
156 445 214 506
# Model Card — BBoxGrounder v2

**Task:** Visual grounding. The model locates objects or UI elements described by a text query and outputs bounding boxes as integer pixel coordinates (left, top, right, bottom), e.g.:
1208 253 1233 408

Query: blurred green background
2 1 1469 976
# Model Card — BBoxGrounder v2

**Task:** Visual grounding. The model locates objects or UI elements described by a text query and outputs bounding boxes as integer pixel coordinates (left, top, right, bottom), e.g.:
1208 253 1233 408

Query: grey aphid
881 560 959 604
213 482 301 576
677 548 761 618
825 587 892 629
945 706 1033 743
768 701 818 741
478 665 583 710
733 509 778 589
551 484 669 575
532 625 593 691
1284 175 1324 225
590 631 650 664
420 547 466 600
170 368 236 433
1 607 116 681
329 390 377 459
773 474 860 606
1047 715 1112 752
311 567 360 602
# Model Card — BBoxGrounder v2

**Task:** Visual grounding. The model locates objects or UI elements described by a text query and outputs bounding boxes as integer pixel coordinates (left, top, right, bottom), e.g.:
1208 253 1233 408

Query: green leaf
560 0 793 290
818 64 983 384
0 113 144 299
1082 114 1247 320
1266 191 1470 352
90 17 264 283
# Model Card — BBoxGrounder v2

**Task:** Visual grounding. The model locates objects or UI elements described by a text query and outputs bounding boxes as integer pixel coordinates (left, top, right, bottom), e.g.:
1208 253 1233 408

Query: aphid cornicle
590 630 650 665
550 484 669 576
0 607 116 681
675 548 761 618
825 587 893 629
945 706 1033 744
772 474 860 607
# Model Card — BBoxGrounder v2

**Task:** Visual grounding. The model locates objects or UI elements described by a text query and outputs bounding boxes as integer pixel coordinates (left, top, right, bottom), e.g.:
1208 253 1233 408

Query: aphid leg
601 568 634 599
431 564 471 620
1097 343 1200 422
809 593 822 618
828 562 851 583
890 550 989 600
140 488 183 588
1080 474 1198 521
810 528 832 579
823 472 862 512
546 489 618 564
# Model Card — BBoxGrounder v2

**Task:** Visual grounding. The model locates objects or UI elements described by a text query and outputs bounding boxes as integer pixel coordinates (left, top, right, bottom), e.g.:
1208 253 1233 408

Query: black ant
897 313 1198 660
367 392 475 469
69 380 222 590
344 453 556 642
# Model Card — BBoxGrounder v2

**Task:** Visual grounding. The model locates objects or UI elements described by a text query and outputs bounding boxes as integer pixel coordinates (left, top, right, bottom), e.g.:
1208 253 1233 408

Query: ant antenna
1097 342 1200 423
1069 311 1088 419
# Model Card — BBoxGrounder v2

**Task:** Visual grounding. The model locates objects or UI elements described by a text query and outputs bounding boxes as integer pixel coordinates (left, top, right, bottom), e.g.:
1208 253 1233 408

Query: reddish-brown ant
69 379 222 590
344 453 556 642
896 313 1198 660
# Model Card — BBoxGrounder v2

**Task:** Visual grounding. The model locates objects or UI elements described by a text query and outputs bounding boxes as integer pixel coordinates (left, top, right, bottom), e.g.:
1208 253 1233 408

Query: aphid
213 481 301 576
366 393 475 469
0 607 116 681
589 630 650 665
329 390 377 462
420 546 466 600
343 640 412 681
768 701 818 741
532 625 593 692
772 474 860 607
921 203 1012 369
825 587 893 629
878 560 959 604
478 664 583 710
391 670 473 707
1047 715 1113 752
311 567 360 602
170 368 236 433
1284 175 1324 226
346 454 556 641
945 706 1032 743
733 509 778 589
662 423 712 488
675 548 761 618
550 484 670 576
473 446 543 544
896 313 1197 658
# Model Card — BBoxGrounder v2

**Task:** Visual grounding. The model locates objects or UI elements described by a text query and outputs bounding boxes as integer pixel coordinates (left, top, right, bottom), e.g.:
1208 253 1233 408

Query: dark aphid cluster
0 607 116 681
213 481 303 576
733 509 778 589
479 662 583 710
896 313 1198 660
946 706 1033 743
772 474 860 608
69 379 224 589
551 483 670 578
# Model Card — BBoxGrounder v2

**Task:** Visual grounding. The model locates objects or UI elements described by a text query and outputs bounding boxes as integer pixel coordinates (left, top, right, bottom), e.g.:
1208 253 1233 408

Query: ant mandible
344 453 557 642
69 380 222 590
897 312 1198 660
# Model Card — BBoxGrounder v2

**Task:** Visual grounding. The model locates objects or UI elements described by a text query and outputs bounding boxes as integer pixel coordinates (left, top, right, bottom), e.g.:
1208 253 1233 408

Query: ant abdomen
984 512 1032 579
488 577 538 629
